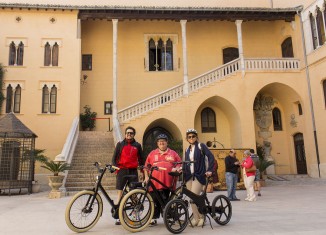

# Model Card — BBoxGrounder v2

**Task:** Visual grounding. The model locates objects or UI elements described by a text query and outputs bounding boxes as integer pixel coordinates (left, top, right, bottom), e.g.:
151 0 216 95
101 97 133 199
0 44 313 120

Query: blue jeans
225 172 238 199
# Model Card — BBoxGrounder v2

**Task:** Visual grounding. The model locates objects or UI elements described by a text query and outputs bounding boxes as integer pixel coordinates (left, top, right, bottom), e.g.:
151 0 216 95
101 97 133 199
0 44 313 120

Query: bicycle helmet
186 128 198 135
156 134 168 142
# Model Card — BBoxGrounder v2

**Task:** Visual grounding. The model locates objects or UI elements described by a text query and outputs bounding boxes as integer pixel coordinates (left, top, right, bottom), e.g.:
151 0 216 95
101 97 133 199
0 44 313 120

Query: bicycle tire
119 188 154 232
65 190 103 233
211 195 232 225
163 199 189 234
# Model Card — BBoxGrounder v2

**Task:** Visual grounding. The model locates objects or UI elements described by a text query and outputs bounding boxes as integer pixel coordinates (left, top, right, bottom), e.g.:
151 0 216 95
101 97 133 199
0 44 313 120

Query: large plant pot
48 175 64 192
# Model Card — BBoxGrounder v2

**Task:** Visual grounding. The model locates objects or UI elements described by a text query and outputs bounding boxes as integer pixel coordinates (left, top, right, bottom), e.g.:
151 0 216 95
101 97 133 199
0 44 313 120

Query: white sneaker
189 218 198 227
197 218 205 227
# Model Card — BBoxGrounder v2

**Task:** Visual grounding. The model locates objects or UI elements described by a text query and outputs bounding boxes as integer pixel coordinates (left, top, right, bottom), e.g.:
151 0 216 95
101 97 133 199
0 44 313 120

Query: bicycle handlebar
93 162 120 173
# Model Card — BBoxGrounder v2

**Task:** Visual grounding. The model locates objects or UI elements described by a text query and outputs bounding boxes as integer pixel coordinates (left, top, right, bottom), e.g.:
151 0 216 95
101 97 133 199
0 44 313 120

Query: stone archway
142 118 183 157
194 96 242 149
254 83 305 175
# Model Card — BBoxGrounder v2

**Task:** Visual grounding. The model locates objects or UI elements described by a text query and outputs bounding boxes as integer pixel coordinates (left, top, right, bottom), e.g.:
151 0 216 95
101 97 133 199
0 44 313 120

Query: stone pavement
1 177 326 235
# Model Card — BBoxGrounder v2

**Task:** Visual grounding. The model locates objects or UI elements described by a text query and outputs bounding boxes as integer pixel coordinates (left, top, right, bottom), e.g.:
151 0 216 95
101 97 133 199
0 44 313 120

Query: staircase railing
54 116 79 193
118 59 241 122
118 58 300 122
244 58 300 70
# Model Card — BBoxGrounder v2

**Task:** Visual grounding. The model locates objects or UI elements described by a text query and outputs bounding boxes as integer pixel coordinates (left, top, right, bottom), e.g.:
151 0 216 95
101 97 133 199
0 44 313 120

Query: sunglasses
126 132 134 135
187 135 197 139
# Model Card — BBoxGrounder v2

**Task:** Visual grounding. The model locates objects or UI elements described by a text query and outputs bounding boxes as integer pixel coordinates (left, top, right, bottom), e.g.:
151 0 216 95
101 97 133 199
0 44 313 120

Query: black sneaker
115 219 121 225
149 219 157 226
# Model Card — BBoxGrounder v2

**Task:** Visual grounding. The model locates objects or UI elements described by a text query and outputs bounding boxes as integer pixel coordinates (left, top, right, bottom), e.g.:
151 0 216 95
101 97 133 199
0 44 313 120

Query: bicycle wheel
211 195 232 225
119 188 154 232
65 190 103 233
163 199 189 234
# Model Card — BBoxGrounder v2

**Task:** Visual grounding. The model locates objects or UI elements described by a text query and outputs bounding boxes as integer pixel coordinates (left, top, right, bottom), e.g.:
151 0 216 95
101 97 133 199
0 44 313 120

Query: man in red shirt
112 126 144 225
144 134 182 226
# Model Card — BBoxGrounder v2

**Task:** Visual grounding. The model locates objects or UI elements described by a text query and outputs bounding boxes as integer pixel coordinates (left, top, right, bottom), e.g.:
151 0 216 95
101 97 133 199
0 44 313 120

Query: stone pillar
235 20 245 78
180 20 189 95
112 19 122 142
254 94 275 174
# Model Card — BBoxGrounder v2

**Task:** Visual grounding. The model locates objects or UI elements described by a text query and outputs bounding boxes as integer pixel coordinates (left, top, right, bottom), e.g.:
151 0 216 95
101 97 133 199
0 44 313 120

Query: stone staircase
65 131 116 192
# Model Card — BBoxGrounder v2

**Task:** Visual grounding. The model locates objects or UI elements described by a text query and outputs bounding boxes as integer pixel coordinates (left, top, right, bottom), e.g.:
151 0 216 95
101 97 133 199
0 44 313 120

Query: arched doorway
293 133 307 174
142 127 173 157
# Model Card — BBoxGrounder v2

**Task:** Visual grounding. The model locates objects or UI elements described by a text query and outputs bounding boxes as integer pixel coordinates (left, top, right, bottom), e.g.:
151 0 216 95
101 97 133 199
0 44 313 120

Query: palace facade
1 0 326 179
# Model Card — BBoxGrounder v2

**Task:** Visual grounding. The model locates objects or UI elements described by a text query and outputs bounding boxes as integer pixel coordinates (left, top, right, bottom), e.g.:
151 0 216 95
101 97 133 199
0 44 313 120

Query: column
235 20 245 78
180 20 189 95
112 19 122 141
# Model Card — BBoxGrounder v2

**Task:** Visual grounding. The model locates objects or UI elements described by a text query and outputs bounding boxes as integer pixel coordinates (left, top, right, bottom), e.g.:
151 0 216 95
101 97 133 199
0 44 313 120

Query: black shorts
116 168 138 190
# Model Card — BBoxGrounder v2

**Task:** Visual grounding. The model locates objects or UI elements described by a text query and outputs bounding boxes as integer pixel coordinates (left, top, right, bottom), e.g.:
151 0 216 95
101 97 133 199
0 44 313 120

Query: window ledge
37 113 60 116
5 65 26 68
40 66 62 68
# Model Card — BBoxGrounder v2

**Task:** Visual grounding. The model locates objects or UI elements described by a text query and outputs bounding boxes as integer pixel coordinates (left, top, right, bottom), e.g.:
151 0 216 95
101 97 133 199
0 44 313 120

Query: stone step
65 131 117 191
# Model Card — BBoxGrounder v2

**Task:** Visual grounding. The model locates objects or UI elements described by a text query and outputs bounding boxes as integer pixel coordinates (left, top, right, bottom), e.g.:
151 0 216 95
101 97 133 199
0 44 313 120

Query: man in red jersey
144 133 182 226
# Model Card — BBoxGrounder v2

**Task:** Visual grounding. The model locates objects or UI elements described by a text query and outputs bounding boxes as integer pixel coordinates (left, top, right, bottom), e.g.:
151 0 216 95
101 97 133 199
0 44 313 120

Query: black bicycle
118 164 182 232
65 162 142 233
163 162 232 234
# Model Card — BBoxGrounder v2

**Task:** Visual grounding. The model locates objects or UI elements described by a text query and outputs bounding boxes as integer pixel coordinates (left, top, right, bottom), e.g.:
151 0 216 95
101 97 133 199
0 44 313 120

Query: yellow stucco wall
0 9 80 172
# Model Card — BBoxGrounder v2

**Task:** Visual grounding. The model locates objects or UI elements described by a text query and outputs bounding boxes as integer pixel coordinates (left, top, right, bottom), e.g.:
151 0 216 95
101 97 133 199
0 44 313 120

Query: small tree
80 105 97 131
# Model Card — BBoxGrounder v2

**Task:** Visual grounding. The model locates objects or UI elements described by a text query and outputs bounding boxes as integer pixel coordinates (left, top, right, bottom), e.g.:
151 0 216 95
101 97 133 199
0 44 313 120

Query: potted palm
41 158 70 198
256 144 275 185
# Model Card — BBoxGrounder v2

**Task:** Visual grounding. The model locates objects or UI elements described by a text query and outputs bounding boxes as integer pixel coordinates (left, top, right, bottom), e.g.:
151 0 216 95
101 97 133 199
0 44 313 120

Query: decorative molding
5 38 28 47
290 114 297 127
41 38 62 47
39 81 60 90
3 81 25 90
15 16 22 23
143 34 178 72
49 17 57 24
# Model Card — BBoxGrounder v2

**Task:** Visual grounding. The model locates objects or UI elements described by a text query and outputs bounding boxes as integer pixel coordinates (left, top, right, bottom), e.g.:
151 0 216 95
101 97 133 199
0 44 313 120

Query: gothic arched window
272 107 283 131
201 107 217 133
310 13 318 49
281 37 294 58
44 42 51 66
316 8 325 46
52 42 59 66
42 85 49 113
50 85 57 113
16 41 24 66
6 85 13 113
9 42 16 66
13 85 21 113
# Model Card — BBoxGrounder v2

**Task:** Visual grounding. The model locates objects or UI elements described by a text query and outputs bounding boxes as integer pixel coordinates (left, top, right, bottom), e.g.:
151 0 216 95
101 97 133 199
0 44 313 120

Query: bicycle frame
86 162 136 218
176 161 212 215
141 165 181 211
178 179 211 215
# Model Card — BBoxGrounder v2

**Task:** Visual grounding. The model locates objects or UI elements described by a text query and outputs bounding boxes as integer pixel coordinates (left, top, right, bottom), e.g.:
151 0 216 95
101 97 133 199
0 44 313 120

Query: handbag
245 164 257 173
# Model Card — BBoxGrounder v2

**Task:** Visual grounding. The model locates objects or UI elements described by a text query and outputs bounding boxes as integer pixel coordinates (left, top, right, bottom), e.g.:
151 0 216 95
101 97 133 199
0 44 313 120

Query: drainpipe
298 11 321 177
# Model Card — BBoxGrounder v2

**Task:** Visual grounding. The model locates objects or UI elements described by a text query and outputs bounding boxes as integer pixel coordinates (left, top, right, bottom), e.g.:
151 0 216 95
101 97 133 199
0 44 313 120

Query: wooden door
293 133 307 174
